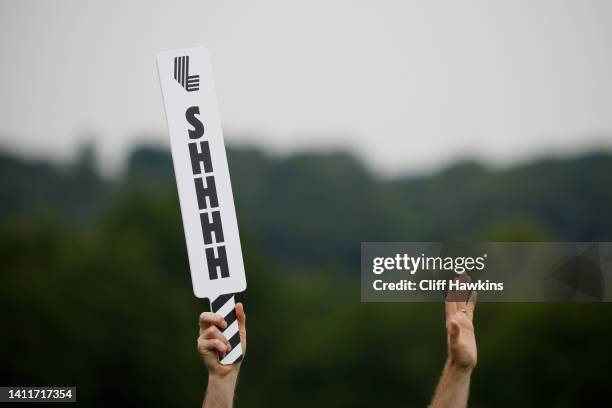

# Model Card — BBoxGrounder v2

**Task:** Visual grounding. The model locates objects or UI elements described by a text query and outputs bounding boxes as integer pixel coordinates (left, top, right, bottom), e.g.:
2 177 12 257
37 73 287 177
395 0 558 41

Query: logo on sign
174 55 200 92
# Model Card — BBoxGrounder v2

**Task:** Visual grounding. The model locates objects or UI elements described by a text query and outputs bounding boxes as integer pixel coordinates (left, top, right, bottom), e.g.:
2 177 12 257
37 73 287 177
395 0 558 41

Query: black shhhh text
186 106 229 280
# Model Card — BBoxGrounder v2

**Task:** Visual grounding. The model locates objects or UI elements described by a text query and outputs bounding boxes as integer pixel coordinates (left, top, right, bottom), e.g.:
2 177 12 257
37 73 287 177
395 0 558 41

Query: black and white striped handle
210 293 243 365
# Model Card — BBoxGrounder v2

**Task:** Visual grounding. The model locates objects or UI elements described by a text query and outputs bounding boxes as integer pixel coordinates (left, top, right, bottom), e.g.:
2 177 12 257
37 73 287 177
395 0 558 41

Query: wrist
446 358 475 374
205 371 238 408
209 369 239 386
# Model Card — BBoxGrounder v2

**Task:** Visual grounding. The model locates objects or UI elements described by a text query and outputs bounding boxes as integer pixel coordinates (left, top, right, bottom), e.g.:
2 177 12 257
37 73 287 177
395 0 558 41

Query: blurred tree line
0 145 611 407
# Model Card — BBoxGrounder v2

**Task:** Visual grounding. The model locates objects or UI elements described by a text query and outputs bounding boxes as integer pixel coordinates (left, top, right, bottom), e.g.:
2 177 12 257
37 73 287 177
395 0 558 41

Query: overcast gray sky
1 0 611 176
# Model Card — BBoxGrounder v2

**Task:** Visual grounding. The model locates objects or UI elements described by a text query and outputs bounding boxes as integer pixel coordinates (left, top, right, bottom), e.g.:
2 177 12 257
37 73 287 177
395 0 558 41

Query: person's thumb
236 302 247 351
448 320 460 340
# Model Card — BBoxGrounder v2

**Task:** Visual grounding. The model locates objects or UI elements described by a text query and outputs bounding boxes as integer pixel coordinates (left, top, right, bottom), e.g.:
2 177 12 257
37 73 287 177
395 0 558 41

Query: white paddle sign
157 47 246 364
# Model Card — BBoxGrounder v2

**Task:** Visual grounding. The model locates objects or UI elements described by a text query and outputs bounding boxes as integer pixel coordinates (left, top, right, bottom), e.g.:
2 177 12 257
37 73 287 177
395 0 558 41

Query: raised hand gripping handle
209 294 243 365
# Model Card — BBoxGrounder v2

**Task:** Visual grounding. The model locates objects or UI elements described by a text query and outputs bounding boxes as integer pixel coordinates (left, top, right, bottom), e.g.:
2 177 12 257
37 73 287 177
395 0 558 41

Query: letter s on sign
186 106 204 139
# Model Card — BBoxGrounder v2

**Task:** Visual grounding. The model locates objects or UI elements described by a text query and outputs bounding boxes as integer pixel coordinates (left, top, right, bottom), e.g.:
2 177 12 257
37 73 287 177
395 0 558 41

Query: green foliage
1 147 612 406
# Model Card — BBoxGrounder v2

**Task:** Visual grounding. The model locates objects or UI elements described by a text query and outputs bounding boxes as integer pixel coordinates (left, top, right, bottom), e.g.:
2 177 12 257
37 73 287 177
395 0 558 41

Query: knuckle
205 326 220 337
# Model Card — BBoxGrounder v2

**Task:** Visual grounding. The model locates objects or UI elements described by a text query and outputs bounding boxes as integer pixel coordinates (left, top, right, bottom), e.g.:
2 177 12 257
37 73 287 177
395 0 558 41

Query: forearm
203 372 238 408
429 359 473 408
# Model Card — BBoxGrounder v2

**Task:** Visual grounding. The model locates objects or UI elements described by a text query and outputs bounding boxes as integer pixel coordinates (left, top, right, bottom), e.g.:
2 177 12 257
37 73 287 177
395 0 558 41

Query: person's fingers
446 274 469 314
236 302 247 353
466 290 477 320
444 298 457 317
445 278 459 316
457 273 471 303
198 338 230 357
202 326 232 351
199 312 227 331
447 274 471 310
